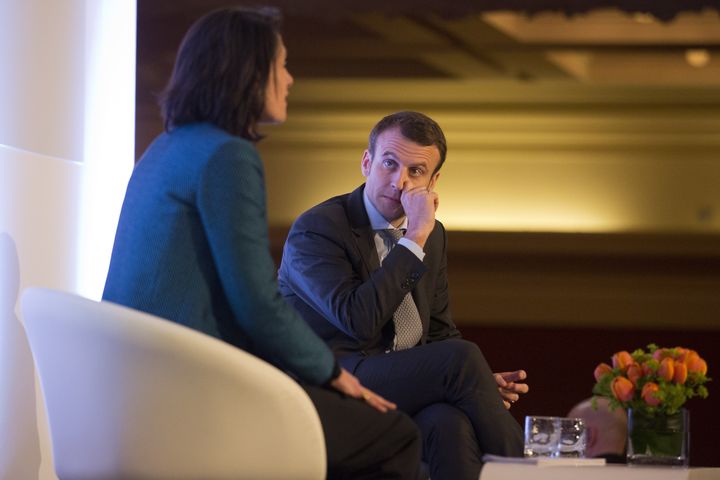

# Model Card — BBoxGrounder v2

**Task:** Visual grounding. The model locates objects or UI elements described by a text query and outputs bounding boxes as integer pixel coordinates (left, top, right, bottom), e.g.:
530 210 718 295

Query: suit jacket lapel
346 184 380 275
347 184 394 348
346 184 432 341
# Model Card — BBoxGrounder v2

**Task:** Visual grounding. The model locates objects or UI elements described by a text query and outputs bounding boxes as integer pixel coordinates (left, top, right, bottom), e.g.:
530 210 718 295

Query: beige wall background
259 79 720 234
255 79 720 333
136 7 720 332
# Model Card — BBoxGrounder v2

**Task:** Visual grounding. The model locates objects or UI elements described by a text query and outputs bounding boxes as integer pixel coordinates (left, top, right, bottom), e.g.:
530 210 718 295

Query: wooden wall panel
446 231 720 329
271 228 720 330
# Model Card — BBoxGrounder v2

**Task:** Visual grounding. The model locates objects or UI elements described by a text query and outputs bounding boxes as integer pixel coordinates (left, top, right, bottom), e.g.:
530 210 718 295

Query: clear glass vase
627 408 689 466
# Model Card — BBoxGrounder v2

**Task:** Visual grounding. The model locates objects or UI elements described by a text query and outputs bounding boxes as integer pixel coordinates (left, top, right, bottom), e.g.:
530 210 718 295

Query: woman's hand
331 368 397 413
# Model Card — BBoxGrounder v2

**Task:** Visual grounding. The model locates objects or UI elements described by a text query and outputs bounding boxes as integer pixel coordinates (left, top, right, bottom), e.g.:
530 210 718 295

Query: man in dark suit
278 111 526 480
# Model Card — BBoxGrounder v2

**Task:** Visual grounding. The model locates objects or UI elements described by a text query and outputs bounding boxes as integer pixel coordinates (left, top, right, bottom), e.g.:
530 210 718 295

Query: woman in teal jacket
103 7 421 479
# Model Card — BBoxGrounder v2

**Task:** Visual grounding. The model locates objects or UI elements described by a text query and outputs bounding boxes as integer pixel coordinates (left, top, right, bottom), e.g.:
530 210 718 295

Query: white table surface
480 463 720 480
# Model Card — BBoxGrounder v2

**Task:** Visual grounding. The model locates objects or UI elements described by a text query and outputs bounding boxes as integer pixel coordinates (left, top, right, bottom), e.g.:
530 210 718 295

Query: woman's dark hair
160 7 281 141
368 111 447 173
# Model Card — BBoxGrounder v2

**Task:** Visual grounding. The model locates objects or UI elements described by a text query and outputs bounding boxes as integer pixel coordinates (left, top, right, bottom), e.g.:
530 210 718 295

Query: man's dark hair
368 111 447 173
160 7 281 141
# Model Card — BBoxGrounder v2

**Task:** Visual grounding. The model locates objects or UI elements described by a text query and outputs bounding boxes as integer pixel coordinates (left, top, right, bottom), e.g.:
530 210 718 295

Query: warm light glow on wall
438 209 624 232
685 48 711 68
261 80 720 234
77 1 136 300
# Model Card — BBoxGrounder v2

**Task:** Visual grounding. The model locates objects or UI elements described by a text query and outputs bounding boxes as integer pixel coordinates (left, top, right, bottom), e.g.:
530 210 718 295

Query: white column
78 0 136 299
0 0 86 161
0 1 136 478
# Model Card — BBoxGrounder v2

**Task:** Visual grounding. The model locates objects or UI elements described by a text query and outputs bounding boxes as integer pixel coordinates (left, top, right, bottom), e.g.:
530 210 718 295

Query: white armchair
1 233 45 479
21 287 326 480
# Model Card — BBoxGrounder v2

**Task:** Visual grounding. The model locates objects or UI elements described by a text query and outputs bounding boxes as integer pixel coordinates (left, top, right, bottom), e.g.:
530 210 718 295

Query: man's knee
443 339 491 375
414 403 475 443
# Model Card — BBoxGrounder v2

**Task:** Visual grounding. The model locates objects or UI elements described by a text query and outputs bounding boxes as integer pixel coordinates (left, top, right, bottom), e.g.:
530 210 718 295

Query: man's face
361 127 441 224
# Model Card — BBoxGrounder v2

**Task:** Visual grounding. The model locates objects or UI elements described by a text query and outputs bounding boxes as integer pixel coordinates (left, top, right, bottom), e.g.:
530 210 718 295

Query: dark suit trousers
302 385 424 480
345 338 523 480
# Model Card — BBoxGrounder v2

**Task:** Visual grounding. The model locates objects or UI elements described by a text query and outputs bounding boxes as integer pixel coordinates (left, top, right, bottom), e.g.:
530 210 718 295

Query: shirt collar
363 187 408 231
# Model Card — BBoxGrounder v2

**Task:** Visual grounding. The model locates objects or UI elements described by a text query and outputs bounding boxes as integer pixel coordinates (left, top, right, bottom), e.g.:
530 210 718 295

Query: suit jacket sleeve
426 223 461 342
282 207 430 343
197 141 336 385
281 201 460 345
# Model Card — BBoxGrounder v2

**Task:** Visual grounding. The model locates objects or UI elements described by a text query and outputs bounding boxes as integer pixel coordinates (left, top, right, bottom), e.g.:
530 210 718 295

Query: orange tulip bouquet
592 344 710 465
592 344 709 415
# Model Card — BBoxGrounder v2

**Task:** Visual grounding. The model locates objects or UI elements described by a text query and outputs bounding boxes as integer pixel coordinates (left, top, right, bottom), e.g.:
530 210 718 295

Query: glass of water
524 416 560 457
555 417 586 457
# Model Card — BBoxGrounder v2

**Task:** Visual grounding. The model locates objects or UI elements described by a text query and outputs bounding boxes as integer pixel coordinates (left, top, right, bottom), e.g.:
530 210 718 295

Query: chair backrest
21 287 326 480
2 143 83 480
1 233 45 479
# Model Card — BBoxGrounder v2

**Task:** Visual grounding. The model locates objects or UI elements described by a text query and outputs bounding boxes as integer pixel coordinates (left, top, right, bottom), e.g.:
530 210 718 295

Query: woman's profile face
261 38 293 124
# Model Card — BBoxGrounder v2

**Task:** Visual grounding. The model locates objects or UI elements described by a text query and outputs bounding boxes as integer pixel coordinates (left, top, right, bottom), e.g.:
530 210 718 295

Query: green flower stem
628 408 688 464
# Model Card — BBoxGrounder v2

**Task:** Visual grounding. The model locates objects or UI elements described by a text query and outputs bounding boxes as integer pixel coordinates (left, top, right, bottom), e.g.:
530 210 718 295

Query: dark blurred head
160 7 282 141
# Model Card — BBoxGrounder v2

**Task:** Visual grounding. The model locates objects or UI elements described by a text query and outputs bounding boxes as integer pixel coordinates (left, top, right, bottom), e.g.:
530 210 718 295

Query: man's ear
361 150 372 178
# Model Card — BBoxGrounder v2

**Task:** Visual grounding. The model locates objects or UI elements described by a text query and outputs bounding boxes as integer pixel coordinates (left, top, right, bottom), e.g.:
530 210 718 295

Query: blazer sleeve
196 140 335 385
427 223 461 342
280 208 428 343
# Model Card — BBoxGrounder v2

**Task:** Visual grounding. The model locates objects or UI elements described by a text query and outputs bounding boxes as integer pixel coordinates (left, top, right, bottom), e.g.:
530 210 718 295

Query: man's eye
410 168 424 176
383 159 395 168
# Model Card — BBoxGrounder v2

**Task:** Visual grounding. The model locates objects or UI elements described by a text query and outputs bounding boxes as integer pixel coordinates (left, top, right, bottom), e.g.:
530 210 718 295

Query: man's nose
392 169 409 191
